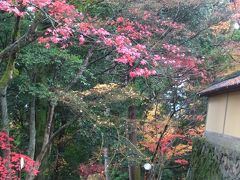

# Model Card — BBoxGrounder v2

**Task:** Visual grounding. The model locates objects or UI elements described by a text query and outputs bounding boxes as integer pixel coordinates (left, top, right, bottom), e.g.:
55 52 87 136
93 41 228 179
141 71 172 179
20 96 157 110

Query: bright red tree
0 132 38 179
0 0 209 177
0 0 207 80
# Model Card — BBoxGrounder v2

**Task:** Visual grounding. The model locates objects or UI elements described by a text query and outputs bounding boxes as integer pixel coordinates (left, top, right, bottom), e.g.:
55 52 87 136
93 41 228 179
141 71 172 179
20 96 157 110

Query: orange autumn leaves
210 0 240 35
139 105 204 165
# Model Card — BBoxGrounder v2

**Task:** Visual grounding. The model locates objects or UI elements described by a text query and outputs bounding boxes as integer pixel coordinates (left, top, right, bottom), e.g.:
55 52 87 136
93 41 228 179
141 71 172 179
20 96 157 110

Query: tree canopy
0 0 238 179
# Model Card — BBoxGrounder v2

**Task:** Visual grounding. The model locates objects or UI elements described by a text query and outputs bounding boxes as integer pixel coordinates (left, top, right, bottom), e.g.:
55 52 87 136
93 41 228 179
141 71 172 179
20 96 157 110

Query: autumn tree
0 0 236 179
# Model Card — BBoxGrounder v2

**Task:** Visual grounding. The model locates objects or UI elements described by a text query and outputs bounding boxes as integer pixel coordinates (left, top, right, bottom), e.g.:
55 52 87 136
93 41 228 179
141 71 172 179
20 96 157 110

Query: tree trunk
127 105 141 180
26 103 56 180
40 103 55 155
0 14 43 63
0 86 11 180
103 147 110 180
0 86 9 132
27 97 36 159
52 109 67 179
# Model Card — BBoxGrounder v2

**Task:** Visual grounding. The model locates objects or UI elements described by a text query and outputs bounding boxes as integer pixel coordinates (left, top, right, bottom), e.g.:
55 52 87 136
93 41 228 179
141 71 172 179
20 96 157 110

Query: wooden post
103 147 110 180
127 105 141 180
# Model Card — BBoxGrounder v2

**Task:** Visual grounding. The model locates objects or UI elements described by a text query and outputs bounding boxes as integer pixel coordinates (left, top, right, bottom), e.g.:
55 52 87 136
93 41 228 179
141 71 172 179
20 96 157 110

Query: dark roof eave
199 84 240 97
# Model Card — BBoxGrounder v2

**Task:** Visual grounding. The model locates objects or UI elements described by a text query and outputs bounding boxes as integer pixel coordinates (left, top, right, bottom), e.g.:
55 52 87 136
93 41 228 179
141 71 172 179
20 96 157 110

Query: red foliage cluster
0 1 26 16
141 134 189 154
0 132 39 179
0 0 207 80
174 159 189 166
107 16 204 78
79 163 104 178
161 134 189 154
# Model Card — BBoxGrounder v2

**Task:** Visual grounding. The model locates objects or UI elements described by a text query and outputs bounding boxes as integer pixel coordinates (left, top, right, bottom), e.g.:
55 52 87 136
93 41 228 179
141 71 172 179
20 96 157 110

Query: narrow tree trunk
27 97 36 159
26 103 56 180
41 103 55 152
103 147 110 180
52 109 67 179
0 86 12 180
0 86 8 132
127 105 140 180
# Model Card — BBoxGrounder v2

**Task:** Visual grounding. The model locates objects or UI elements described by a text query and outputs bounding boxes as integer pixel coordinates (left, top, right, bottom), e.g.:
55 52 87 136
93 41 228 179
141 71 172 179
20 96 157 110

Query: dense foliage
0 0 238 179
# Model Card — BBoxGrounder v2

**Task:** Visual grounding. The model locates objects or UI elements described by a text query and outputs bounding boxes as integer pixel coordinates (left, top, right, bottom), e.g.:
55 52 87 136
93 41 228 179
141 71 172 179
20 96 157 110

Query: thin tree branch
0 14 43 63
65 46 95 90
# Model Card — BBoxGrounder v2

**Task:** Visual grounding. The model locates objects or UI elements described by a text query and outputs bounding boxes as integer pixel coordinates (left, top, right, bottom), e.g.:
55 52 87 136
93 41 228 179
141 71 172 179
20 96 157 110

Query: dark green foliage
162 169 174 180
70 0 115 19
231 30 240 41
110 168 128 180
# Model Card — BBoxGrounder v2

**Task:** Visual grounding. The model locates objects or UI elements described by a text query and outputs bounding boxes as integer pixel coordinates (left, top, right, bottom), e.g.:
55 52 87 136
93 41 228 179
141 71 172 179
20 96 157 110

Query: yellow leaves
80 83 141 103
222 63 240 76
210 21 231 36
55 83 143 116
217 41 240 76
81 83 119 96
174 144 192 155
146 104 160 121
142 133 157 144
164 143 192 159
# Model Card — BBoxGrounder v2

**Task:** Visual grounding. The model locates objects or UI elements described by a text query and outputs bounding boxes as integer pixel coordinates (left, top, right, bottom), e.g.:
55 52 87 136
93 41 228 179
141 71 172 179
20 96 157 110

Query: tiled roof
200 75 240 96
